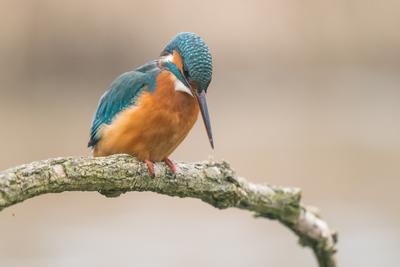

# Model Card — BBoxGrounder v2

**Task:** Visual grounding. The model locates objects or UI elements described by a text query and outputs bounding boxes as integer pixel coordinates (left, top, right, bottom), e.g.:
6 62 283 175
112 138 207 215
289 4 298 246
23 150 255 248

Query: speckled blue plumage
162 32 213 92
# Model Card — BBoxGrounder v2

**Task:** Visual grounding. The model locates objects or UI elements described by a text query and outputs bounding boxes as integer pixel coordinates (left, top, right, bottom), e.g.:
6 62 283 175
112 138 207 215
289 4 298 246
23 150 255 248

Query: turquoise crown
161 32 212 92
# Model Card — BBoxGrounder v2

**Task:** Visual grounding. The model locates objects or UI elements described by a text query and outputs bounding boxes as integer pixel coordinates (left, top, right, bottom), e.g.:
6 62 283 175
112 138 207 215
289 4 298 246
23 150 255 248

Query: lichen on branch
0 154 337 267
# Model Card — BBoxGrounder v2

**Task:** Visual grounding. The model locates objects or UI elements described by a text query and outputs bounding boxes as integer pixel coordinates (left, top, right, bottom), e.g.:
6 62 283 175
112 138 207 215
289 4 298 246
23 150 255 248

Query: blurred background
1 0 399 266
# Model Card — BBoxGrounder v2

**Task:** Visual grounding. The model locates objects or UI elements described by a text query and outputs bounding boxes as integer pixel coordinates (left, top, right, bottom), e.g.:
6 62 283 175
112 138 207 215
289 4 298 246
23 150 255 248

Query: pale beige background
1 1 400 266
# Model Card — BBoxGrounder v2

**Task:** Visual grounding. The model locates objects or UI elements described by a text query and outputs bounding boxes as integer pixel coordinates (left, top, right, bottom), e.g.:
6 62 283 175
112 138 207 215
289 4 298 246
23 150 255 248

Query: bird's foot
163 158 176 174
145 160 155 177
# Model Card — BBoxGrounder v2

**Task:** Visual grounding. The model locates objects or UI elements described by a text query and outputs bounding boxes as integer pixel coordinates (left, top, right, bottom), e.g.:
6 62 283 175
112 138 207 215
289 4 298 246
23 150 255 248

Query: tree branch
0 154 337 267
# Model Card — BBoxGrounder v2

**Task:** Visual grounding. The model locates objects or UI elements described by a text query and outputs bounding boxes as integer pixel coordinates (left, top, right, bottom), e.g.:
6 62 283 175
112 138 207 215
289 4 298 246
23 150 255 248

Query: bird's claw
145 160 155 177
164 158 176 174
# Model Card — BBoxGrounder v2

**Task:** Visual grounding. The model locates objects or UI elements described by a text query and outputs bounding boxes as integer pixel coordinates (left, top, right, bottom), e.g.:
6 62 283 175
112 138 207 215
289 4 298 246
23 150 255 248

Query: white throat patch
174 77 193 97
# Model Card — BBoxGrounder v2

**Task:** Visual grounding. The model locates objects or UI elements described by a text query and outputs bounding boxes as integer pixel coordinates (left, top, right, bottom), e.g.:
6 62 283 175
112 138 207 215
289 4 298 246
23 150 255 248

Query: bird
88 32 214 176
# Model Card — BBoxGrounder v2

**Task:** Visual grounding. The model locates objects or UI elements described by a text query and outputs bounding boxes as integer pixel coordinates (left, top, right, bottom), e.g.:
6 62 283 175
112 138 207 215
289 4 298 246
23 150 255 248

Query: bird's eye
183 67 190 80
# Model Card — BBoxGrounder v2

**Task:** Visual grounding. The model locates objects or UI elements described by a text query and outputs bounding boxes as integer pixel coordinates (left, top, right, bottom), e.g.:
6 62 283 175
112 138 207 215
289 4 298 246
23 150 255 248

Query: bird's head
160 32 214 149
161 32 212 93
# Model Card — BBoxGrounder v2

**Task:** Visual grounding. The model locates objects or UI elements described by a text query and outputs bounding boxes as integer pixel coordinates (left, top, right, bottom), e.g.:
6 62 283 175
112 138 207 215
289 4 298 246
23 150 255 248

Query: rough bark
0 154 337 267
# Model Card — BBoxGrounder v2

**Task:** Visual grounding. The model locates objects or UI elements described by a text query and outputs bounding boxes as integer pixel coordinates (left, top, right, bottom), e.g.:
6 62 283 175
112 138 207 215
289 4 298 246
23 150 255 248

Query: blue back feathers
88 61 159 147
162 32 213 93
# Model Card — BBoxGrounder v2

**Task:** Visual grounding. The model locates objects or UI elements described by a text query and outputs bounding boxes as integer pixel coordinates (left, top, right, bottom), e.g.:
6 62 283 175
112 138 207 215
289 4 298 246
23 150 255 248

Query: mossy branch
0 154 337 267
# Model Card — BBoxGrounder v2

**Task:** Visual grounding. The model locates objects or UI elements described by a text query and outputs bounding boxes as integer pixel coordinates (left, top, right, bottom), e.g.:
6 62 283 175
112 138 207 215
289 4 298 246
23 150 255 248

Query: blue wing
88 61 160 147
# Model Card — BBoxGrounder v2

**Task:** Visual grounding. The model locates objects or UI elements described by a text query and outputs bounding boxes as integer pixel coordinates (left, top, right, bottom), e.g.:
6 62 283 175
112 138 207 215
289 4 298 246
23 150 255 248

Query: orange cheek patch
172 50 184 73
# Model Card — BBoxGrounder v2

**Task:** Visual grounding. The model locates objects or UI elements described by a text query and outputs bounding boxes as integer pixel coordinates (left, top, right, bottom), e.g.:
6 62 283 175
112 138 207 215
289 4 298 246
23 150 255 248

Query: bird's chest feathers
133 71 199 158
100 71 199 161
151 70 198 121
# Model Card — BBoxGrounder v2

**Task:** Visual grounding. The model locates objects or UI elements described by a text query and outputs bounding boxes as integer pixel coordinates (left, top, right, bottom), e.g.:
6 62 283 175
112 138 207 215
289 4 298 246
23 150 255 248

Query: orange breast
93 70 199 161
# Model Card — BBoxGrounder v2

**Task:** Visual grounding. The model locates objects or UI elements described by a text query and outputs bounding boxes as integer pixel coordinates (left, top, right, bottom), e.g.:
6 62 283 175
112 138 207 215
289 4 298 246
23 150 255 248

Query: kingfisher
88 32 214 176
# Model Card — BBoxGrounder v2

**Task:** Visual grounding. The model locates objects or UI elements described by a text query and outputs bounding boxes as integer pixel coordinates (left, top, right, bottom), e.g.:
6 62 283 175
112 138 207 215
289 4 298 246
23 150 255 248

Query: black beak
181 72 214 149
196 90 214 149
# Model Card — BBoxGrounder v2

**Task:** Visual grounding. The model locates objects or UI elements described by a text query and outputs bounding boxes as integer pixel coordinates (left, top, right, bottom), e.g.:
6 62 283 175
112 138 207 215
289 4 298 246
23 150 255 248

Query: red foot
164 158 176 174
145 160 155 177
